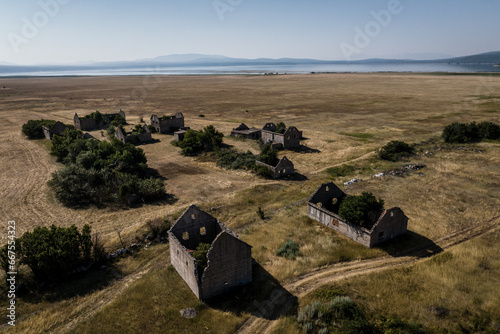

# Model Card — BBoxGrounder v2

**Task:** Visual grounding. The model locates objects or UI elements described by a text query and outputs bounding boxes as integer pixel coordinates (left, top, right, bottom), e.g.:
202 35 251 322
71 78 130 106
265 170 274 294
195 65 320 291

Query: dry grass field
0 73 499 333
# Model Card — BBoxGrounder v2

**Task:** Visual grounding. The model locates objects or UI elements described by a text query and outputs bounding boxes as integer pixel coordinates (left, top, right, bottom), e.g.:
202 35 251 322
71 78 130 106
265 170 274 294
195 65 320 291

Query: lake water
1 63 500 77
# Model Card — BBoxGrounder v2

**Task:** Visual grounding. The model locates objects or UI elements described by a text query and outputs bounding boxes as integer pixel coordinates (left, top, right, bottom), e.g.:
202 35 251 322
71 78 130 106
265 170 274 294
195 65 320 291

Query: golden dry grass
0 73 498 332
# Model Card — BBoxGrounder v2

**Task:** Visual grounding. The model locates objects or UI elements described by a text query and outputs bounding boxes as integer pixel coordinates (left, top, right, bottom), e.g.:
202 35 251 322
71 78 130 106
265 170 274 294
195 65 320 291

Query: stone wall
169 205 252 300
200 233 252 299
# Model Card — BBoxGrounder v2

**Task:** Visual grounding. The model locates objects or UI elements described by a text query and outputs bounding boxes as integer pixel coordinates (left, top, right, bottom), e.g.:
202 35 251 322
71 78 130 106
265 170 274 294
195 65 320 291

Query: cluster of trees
174 125 224 156
215 143 278 178
442 121 500 143
378 140 415 162
46 126 165 207
21 119 57 139
1 225 105 283
338 192 385 227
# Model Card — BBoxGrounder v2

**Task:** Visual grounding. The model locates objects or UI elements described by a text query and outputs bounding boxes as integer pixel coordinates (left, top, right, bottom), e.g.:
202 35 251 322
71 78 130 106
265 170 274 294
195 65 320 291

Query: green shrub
131 124 145 135
47 126 164 207
379 140 415 161
276 121 287 134
17 224 98 283
338 192 384 227
216 150 257 170
276 239 302 260
258 143 278 166
21 119 57 139
176 125 224 156
442 122 480 143
478 121 500 140
193 243 211 274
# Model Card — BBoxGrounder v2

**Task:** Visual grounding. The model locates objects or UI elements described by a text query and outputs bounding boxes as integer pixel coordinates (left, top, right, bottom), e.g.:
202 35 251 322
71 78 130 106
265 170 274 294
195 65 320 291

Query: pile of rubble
387 164 426 177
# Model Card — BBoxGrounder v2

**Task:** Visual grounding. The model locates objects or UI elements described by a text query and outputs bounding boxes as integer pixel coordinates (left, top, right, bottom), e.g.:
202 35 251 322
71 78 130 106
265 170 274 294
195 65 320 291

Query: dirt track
237 215 500 334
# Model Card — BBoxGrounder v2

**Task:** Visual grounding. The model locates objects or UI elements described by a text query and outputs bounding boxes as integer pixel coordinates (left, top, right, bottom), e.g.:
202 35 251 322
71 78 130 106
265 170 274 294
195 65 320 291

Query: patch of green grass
72 266 244 334
482 110 498 113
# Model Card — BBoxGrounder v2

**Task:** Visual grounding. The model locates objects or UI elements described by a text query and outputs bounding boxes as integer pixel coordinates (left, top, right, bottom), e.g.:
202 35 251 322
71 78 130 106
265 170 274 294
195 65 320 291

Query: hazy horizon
1 0 499 65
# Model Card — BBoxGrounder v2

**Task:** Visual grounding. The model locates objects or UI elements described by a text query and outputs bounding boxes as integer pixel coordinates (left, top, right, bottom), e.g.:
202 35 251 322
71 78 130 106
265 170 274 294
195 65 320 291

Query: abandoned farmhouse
168 205 253 300
230 122 303 150
114 125 152 144
261 123 302 150
150 113 185 133
256 156 295 178
307 182 408 248
42 121 68 140
230 123 262 140
73 110 126 131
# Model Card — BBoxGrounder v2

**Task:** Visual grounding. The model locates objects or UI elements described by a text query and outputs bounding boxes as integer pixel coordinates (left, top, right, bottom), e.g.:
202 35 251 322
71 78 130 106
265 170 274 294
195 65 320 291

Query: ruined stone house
74 110 126 131
42 121 68 140
169 205 252 300
114 124 152 144
150 112 184 133
261 123 302 150
256 156 295 178
307 182 408 248
230 123 262 140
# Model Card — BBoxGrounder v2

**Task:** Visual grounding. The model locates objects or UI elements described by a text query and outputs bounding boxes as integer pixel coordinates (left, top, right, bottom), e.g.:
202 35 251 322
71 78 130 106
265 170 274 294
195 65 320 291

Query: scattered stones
344 178 363 186
180 308 197 319
387 164 426 177
373 172 387 178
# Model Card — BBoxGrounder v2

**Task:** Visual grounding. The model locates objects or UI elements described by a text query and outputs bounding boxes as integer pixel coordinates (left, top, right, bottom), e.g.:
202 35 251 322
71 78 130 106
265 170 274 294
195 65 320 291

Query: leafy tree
21 119 57 139
177 125 224 156
258 143 278 166
131 124 145 135
50 127 85 161
338 192 384 227
91 110 103 123
478 121 500 140
193 243 211 274
442 122 480 143
110 115 123 127
276 122 287 134
18 224 96 282
378 140 415 161
161 115 172 120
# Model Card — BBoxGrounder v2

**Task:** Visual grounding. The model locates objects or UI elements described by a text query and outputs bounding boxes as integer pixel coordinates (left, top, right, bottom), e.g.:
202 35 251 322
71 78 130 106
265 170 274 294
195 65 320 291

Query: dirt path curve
50 254 168 334
237 216 500 334
312 151 376 175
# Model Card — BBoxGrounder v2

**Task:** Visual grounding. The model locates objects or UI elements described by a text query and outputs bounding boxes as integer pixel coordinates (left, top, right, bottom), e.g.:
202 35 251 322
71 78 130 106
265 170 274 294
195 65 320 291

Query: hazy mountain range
1 51 499 74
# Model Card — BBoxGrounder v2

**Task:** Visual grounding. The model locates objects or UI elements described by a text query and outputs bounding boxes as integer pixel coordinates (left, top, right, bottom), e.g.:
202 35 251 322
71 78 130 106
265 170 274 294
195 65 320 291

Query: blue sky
0 0 499 64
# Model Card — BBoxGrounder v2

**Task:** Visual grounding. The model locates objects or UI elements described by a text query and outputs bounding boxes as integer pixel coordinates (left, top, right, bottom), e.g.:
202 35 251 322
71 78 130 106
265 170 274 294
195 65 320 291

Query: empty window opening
326 186 330 192
378 231 385 240
182 231 189 240
317 202 323 207
390 211 394 217
191 213 196 220
282 169 286 174
200 227 206 235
